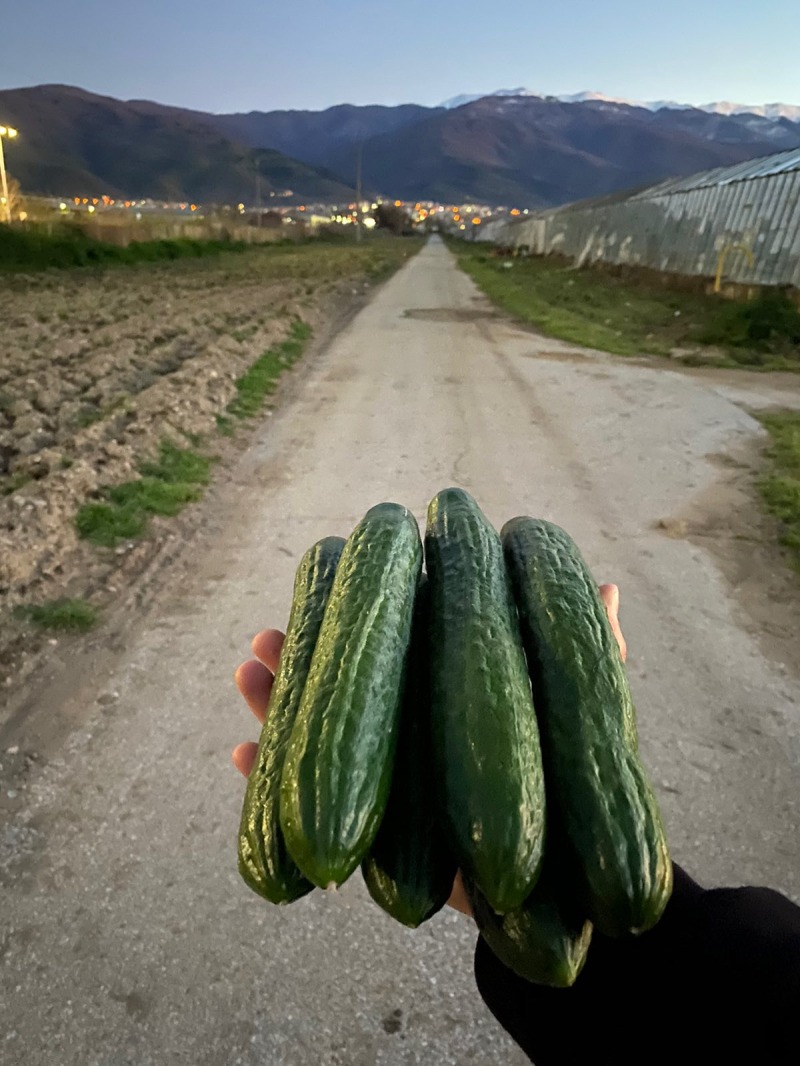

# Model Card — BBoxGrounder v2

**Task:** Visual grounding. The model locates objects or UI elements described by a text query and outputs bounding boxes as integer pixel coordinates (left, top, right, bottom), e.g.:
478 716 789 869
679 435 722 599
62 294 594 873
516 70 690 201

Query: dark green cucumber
502 517 672 936
466 856 593 988
362 579 457 927
280 503 423 888
425 488 546 914
237 535 345 904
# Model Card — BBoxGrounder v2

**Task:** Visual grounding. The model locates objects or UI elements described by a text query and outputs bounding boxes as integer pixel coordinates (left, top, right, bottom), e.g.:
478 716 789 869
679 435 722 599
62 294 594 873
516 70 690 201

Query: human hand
231 583 627 916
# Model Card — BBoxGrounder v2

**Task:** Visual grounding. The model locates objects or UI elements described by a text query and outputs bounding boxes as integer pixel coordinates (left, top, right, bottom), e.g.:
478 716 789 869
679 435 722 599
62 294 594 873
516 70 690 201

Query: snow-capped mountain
555 91 653 107
439 88 800 123
699 101 800 122
9 80 798 211
439 89 661 110
439 88 538 109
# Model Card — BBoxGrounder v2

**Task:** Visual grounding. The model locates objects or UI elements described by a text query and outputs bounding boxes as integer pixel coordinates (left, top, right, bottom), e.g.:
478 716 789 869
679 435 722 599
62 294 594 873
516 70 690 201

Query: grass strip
757 410 800 568
75 323 309 547
13 597 99 632
224 319 312 422
452 242 800 369
76 440 214 547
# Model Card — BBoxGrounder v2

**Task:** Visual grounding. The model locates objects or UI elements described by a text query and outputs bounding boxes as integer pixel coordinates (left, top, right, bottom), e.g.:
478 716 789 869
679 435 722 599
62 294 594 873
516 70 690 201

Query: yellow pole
714 241 754 293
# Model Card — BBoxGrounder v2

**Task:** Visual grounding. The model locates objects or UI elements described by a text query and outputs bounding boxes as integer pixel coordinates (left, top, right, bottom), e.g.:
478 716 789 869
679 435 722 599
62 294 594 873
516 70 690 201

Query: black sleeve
474 865 800 1064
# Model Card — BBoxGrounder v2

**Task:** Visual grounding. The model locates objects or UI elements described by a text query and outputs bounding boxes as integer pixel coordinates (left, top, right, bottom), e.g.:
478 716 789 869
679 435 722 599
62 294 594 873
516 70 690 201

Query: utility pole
355 140 363 243
255 156 262 228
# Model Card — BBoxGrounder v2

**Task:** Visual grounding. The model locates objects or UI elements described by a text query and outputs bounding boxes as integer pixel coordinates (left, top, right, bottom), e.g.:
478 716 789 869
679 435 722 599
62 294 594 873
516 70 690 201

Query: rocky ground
0 241 414 679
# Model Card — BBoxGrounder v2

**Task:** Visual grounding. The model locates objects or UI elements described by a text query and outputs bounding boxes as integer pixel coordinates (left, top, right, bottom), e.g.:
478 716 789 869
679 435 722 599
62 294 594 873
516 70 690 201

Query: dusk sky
1 1 796 113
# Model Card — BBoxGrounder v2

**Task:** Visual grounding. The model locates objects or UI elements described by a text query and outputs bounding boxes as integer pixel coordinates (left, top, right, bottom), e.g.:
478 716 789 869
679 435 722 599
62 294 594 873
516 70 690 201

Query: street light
0 124 19 224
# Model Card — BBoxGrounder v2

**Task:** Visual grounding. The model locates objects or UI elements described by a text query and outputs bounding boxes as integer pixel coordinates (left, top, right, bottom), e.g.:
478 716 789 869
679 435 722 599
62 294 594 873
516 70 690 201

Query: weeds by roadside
452 242 800 369
76 441 214 547
758 411 800 568
225 320 312 422
13 597 99 632
74 322 312 546
697 290 800 363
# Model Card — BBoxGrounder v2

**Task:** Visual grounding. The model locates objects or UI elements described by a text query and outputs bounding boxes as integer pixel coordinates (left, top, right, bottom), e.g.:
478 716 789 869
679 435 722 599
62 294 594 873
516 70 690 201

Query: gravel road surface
2 236 798 1065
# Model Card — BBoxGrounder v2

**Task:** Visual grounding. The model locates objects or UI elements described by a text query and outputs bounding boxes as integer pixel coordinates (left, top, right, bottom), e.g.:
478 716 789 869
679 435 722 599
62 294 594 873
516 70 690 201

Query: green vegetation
453 243 800 369
698 290 800 362
74 320 316 547
0 224 421 275
13 597 99 632
76 440 214 547
215 414 234 437
2 472 32 496
0 224 249 272
225 320 312 422
758 411 800 567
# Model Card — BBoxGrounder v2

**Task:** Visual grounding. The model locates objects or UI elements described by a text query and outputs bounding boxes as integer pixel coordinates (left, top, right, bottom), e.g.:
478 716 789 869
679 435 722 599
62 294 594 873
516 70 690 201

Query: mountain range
0 84 355 205
1 83 799 209
439 88 800 123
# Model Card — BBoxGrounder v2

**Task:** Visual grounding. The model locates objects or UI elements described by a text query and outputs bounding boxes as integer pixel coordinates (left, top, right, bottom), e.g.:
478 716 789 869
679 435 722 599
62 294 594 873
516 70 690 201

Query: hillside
222 95 800 207
0 84 354 203
2 84 799 208
213 103 437 171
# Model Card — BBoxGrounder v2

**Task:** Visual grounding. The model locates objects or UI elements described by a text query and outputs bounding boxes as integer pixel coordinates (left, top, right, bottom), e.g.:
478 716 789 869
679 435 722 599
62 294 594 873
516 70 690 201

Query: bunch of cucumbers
237 488 672 988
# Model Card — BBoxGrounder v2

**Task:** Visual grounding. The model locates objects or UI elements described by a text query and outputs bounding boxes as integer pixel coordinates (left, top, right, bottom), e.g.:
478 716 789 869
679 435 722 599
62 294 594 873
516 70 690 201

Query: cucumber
425 488 546 914
362 579 457 927
237 535 345 904
280 503 423 888
466 854 593 988
501 517 672 936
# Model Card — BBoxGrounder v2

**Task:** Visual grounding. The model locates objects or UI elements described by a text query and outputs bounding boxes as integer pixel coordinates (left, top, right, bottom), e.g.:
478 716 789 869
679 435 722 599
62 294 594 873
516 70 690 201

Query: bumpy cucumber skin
502 517 673 937
280 503 423 888
425 488 546 915
362 580 457 928
238 536 345 904
466 859 593 988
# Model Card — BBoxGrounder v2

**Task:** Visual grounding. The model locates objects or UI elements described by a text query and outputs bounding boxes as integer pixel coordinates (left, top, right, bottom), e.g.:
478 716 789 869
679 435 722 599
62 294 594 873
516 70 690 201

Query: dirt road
2 237 799 1065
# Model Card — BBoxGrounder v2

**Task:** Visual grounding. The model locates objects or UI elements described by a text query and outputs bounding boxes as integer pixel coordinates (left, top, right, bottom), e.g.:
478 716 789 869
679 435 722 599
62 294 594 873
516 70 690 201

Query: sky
0 0 797 113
